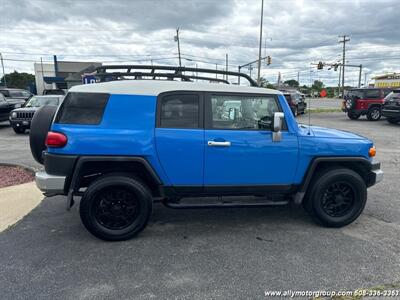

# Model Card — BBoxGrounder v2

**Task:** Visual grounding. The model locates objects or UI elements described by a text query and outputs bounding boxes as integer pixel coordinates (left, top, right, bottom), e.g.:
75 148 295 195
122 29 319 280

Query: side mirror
272 112 284 142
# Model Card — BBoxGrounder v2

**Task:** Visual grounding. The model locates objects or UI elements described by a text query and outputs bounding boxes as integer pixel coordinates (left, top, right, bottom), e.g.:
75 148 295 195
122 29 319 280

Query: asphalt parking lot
0 111 399 299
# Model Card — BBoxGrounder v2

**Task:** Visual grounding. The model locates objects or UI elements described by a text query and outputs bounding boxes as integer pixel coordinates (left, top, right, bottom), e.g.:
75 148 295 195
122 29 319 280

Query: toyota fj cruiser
30 66 383 241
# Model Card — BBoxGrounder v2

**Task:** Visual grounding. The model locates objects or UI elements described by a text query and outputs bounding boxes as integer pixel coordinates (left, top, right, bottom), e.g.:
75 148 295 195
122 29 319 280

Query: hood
299 124 370 140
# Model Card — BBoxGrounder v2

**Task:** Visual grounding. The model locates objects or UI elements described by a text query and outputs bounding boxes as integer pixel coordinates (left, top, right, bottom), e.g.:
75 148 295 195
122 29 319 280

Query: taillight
46 131 67 148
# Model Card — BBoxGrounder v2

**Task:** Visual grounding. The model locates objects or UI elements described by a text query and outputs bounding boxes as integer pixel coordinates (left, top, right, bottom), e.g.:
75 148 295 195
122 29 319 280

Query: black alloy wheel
93 187 140 230
321 182 355 217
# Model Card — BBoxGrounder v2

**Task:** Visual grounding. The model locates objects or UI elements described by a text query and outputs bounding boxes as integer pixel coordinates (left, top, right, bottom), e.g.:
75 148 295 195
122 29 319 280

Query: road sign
320 89 327 97
82 75 97 84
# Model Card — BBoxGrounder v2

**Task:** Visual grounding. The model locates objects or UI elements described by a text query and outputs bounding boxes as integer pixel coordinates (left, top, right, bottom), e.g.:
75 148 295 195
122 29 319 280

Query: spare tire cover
29 105 58 164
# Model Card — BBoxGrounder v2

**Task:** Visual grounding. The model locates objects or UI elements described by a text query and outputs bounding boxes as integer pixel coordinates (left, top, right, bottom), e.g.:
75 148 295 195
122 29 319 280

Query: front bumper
35 171 66 195
9 119 31 128
370 160 383 186
382 107 400 119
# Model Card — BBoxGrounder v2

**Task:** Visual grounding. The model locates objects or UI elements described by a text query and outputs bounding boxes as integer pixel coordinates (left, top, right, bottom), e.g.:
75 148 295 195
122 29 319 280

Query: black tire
29 106 58 164
79 174 153 241
347 112 361 120
387 118 400 124
13 126 25 134
303 168 367 227
366 106 381 121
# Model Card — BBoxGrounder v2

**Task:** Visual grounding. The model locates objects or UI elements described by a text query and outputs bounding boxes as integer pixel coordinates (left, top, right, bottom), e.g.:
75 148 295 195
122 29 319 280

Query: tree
259 77 276 89
283 79 299 88
311 80 324 92
0 71 35 89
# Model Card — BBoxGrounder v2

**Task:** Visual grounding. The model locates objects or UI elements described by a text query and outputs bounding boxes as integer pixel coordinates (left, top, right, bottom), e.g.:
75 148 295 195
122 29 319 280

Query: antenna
308 63 312 135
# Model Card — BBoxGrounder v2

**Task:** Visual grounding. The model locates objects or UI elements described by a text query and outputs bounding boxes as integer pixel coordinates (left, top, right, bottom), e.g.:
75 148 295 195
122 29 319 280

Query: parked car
9 95 63 133
342 88 392 121
0 88 33 102
382 89 400 124
0 92 25 122
29 66 382 241
280 90 307 116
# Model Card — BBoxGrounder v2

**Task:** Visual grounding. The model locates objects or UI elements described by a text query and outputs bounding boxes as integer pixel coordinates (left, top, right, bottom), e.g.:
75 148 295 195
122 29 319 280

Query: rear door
204 92 298 188
155 92 204 186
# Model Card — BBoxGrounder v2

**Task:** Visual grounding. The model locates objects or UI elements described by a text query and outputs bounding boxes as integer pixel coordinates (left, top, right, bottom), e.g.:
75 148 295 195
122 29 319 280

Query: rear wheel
79 174 153 241
347 112 361 120
367 106 381 121
13 126 25 134
303 168 367 227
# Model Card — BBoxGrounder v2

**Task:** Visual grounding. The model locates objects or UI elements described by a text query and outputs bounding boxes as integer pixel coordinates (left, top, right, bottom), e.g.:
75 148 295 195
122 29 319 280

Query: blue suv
29 66 383 241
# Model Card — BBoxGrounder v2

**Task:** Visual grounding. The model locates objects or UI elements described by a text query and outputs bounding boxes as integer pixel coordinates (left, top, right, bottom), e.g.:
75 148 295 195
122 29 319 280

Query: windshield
25 96 61 108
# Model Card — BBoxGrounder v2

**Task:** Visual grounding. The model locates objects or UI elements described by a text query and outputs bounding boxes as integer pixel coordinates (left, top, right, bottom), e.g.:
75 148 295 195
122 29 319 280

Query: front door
204 93 298 189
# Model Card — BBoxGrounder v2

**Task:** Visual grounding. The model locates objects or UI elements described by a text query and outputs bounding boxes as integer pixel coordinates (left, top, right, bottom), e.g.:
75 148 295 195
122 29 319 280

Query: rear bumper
36 171 66 195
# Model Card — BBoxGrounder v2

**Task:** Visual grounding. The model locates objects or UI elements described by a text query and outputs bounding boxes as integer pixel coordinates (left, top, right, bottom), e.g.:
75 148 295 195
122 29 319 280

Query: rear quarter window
55 92 109 125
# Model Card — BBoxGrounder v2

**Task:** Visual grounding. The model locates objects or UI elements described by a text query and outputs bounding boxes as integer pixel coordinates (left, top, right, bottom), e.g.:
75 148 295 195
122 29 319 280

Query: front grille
16 111 35 120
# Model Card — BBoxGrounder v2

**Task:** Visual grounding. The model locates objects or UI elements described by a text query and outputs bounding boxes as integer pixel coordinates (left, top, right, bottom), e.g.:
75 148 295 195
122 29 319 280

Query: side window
364 89 380 99
209 95 279 130
159 94 200 129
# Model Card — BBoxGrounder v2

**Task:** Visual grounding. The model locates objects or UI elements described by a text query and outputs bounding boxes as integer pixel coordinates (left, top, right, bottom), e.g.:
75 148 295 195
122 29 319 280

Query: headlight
11 112 17 119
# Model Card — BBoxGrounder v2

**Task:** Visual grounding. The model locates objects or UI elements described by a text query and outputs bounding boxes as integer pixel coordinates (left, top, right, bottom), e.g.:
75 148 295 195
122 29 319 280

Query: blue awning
43 76 65 84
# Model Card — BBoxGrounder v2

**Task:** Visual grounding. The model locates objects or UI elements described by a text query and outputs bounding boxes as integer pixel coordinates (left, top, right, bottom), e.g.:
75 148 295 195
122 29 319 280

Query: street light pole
257 0 264 85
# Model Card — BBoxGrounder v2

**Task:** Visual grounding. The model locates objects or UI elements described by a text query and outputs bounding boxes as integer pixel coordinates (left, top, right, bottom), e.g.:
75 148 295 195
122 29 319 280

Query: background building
372 73 400 88
34 59 101 94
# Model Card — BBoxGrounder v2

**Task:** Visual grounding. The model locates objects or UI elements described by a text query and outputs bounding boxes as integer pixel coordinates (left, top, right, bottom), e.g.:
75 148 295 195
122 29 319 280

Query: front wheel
13 126 25 134
387 118 400 124
303 168 367 227
367 106 381 121
79 174 153 241
347 112 361 120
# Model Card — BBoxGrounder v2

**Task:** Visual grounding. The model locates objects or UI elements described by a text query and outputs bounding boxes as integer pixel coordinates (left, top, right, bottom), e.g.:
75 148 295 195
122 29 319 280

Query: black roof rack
95 65 258 87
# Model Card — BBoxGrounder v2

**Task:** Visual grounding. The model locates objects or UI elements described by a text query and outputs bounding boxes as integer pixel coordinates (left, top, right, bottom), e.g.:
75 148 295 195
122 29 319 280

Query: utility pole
339 35 350 98
338 65 342 97
257 0 264 85
364 72 368 87
0 53 6 87
175 28 182 67
225 53 228 81
358 64 362 88
297 71 300 86
215 64 218 79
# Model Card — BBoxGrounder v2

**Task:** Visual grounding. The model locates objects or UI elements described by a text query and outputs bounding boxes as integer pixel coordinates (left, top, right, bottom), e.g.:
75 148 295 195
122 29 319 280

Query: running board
162 199 289 209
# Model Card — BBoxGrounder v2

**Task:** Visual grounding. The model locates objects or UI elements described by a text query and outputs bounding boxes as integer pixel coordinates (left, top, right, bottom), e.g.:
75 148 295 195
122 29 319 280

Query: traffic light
267 56 272 65
317 61 323 70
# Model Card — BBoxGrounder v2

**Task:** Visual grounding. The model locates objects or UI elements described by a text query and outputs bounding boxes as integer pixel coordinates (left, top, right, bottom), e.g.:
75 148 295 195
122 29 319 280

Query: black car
0 88 33 102
382 89 400 124
280 90 307 116
9 95 63 133
0 92 25 122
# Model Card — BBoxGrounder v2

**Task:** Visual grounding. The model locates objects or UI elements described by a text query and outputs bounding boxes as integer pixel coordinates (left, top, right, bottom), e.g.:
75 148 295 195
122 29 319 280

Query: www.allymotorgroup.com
264 289 400 298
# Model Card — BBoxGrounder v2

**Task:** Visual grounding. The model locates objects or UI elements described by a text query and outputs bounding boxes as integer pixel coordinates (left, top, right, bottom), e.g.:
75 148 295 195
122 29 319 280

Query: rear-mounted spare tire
29 105 58 164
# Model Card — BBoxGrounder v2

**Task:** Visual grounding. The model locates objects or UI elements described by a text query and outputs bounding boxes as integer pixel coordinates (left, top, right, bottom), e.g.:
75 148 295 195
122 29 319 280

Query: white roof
69 80 281 96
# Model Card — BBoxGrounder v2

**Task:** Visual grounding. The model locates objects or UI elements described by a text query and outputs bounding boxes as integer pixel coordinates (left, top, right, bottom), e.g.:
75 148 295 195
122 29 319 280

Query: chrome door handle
207 141 231 147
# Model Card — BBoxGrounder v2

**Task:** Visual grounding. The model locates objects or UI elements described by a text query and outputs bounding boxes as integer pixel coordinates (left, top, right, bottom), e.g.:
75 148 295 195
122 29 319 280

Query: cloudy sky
1 0 399 86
